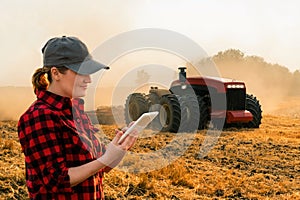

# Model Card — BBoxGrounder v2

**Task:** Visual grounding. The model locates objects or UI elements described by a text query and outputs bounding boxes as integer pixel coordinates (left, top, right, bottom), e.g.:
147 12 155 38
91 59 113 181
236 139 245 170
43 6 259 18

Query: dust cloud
0 86 114 121
1 49 299 121
195 49 300 113
0 87 35 121
215 62 290 113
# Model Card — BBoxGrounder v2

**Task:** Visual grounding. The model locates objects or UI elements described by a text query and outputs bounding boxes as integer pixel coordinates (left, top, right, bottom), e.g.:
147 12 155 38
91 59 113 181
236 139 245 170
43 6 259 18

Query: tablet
118 111 159 144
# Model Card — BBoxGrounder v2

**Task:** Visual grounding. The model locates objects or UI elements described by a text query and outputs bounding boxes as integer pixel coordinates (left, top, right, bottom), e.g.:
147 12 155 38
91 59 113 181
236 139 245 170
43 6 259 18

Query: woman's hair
32 66 69 94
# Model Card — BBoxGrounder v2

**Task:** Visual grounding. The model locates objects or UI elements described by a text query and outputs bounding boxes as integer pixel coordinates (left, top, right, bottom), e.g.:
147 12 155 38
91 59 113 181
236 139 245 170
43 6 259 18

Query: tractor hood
171 76 246 93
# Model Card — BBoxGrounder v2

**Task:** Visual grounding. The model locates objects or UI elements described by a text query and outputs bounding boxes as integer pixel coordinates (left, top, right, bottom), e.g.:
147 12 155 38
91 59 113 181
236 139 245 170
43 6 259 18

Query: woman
18 36 136 199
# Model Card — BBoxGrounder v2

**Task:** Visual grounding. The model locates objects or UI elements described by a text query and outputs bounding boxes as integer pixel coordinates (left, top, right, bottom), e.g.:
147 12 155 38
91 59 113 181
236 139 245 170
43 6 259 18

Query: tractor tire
124 93 149 124
198 96 211 130
178 94 199 132
245 94 262 128
154 94 181 132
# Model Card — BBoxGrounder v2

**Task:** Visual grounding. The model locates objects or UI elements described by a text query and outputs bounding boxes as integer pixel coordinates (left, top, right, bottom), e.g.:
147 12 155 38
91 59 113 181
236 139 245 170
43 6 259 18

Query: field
0 99 300 199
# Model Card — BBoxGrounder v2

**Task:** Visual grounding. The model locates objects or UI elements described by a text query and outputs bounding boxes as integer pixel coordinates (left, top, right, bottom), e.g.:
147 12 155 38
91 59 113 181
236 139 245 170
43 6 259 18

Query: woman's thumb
112 129 123 144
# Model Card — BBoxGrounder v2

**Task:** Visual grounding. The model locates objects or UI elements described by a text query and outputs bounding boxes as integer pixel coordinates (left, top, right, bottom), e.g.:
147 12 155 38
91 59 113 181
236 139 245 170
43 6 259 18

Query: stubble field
0 99 299 200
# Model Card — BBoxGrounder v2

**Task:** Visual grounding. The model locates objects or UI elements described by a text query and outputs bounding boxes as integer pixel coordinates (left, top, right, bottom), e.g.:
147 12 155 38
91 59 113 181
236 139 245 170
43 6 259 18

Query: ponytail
31 66 69 94
32 67 50 94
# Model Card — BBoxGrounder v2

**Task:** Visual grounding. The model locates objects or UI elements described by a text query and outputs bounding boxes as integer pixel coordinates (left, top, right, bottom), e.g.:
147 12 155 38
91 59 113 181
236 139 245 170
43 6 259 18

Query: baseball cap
41 36 109 75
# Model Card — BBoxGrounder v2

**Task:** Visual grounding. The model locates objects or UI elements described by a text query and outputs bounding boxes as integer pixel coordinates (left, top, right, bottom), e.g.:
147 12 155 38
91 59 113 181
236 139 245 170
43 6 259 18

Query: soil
0 99 299 200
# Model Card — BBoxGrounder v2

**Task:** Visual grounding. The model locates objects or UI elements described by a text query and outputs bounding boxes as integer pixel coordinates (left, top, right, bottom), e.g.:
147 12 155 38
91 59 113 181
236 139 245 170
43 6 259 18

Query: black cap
42 36 109 75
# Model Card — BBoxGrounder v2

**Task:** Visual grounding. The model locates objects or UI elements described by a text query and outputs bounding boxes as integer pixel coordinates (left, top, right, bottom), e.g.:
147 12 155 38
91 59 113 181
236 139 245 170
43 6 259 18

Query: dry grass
100 114 300 200
1 109 300 199
0 121 27 200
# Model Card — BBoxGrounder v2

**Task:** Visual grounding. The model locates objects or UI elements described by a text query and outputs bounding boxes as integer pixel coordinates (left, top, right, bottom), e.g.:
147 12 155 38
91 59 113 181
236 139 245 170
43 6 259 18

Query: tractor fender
149 88 171 98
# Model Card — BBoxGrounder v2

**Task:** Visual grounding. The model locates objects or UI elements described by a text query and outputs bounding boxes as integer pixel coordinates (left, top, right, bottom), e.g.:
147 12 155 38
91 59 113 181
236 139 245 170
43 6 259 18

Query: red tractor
124 67 262 132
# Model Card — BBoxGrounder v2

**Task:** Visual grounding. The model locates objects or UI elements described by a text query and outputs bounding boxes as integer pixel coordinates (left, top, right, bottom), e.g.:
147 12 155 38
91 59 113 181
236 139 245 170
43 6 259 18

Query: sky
1 0 300 86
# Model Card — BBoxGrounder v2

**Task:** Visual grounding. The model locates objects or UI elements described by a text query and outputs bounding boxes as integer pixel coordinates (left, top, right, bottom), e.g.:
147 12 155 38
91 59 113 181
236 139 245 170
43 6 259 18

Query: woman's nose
84 75 92 83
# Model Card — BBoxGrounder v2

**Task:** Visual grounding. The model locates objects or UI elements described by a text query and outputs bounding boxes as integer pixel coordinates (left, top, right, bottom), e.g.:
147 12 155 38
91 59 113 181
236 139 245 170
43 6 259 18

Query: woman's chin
73 91 87 98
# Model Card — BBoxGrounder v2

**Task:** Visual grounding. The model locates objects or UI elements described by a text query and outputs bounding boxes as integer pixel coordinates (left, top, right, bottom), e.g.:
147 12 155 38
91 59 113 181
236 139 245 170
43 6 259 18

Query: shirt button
76 118 81 123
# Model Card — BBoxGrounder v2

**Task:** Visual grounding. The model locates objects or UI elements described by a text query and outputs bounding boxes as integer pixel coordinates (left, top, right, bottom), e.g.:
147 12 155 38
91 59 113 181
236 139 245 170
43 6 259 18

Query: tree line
211 49 300 96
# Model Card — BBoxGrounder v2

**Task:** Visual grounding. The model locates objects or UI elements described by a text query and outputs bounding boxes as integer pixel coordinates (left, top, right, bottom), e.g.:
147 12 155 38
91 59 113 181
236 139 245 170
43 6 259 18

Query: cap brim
65 58 109 75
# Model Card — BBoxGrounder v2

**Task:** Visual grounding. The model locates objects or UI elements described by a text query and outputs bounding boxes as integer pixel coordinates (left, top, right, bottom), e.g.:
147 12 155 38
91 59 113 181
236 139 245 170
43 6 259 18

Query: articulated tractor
124 67 262 132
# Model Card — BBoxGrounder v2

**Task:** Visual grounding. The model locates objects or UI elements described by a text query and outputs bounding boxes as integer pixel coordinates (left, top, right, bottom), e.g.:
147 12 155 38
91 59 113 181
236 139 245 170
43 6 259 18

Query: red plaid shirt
18 90 106 200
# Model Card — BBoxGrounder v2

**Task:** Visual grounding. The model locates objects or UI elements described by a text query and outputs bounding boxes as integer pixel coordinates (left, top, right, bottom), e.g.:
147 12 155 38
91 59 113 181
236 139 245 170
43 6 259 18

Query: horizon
0 48 298 88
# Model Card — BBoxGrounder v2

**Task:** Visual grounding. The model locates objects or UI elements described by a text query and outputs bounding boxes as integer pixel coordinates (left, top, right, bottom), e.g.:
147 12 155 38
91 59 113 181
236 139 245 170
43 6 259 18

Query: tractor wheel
198 96 211 130
245 94 262 128
178 94 199 132
124 93 149 124
154 94 181 132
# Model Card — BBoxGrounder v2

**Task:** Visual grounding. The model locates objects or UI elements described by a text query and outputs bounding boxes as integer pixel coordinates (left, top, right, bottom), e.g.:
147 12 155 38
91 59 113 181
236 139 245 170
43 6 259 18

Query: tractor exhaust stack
178 67 187 83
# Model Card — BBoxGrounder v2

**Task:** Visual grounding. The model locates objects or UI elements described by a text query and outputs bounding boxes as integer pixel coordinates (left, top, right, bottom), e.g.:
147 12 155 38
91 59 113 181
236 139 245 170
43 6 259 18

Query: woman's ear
50 67 61 81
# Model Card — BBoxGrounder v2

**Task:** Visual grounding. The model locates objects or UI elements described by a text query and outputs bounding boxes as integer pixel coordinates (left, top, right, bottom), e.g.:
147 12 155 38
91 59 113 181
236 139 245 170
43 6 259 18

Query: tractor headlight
181 84 187 90
226 84 245 89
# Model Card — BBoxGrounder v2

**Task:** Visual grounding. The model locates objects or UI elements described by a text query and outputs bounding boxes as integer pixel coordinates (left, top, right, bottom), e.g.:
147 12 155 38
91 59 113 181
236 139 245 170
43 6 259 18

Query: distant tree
210 48 298 111
213 49 245 62
290 70 300 95
135 69 150 86
293 70 300 78
187 57 217 77
244 55 265 65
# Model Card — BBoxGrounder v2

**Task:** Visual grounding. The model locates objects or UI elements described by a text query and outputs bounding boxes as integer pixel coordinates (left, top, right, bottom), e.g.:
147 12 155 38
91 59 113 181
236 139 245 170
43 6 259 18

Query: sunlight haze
1 0 300 86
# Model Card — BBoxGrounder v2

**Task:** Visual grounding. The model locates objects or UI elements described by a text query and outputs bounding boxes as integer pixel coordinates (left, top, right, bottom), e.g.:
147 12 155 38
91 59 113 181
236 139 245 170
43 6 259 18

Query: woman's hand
112 121 137 150
97 122 137 168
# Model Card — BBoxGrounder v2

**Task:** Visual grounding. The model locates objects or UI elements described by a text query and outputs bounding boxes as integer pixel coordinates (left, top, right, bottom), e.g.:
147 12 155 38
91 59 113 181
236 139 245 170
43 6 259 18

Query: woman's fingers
126 135 137 150
121 127 128 132
112 129 123 145
120 130 138 150
128 121 135 128
121 121 135 132
112 122 137 150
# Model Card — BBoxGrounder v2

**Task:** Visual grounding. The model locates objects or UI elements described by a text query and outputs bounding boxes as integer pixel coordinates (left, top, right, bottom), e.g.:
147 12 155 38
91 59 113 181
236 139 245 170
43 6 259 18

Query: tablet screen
118 111 159 144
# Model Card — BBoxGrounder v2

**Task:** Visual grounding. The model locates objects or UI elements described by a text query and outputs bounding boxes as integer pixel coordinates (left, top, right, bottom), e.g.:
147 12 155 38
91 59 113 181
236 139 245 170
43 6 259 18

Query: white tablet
118 111 159 144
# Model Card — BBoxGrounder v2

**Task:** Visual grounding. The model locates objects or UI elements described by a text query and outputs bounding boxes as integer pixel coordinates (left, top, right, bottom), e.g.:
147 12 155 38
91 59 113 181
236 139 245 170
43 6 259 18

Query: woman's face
52 68 91 98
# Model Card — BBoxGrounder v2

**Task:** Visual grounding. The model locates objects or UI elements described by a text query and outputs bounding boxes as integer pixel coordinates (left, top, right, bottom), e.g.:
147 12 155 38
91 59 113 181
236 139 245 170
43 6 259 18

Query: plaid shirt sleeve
18 107 73 195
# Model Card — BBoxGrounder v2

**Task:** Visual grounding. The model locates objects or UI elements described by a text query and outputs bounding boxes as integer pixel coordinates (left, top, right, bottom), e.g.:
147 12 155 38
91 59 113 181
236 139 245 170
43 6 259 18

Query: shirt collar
37 90 72 110
72 98 85 113
37 90 85 112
